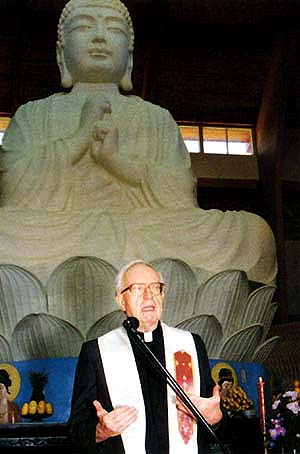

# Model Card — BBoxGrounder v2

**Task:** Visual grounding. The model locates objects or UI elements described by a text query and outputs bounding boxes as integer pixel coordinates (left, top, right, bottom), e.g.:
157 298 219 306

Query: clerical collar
143 331 153 343
139 321 162 343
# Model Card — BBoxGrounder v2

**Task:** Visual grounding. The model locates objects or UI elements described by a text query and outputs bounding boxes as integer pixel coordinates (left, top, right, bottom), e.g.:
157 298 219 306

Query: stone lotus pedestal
0 257 279 364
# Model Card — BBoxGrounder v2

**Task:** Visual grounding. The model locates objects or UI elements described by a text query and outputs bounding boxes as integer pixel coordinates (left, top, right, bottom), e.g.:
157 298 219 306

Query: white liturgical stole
98 323 200 454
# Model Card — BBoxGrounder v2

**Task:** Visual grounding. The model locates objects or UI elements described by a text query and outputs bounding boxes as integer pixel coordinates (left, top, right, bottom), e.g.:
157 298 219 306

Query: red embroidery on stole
174 350 194 444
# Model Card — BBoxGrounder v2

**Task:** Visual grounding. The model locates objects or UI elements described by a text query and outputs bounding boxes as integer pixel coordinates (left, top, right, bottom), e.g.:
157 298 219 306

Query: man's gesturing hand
93 400 138 443
176 385 223 426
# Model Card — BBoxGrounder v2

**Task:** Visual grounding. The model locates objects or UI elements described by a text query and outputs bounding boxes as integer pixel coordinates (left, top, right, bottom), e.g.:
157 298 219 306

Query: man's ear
119 51 133 92
56 42 73 89
116 292 125 311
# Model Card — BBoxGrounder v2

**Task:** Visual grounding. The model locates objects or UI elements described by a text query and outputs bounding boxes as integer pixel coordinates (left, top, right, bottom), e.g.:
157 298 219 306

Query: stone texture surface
0 257 279 363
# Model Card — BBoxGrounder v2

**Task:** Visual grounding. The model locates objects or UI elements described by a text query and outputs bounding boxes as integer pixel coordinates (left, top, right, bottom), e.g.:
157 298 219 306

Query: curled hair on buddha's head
57 0 135 51
0 369 12 394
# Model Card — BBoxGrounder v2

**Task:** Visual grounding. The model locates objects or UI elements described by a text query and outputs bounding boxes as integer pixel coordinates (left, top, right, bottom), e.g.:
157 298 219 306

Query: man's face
62 6 130 84
116 264 165 333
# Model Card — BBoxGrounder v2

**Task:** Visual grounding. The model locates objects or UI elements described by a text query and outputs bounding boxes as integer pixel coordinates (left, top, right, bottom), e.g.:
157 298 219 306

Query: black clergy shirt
68 322 225 454
128 322 169 453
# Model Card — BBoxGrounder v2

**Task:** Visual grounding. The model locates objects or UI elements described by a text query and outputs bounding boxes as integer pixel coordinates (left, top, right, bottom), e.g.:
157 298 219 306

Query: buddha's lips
88 48 110 57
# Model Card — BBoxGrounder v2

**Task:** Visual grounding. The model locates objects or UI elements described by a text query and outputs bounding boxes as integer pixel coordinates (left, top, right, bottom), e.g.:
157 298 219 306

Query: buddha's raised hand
70 93 114 165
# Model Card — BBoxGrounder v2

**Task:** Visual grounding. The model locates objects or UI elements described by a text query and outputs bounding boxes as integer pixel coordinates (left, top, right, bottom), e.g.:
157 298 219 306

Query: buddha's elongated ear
56 42 74 89
119 51 133 92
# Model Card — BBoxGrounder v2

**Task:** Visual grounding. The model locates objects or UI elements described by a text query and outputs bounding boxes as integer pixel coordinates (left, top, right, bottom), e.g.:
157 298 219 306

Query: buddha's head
56 0 134 90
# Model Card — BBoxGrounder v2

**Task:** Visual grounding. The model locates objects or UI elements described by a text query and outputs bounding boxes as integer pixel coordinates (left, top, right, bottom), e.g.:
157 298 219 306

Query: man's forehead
124 264 160 282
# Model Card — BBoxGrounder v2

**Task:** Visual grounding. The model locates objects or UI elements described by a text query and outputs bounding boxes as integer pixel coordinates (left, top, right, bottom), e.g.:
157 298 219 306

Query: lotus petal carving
151 258 197 325
87 310 126 340
0 264 46 338
11 313 84 360
217 324 264 361
252 336 280 364
195 270 249 336
0 334 13 361
243 286 277 338
47 256 117 335
176 314 222 358
0 256 278 364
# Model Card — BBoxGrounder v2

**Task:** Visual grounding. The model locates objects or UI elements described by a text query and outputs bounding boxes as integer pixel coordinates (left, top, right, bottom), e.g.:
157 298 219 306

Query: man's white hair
115 260 164 293
57 0 135 51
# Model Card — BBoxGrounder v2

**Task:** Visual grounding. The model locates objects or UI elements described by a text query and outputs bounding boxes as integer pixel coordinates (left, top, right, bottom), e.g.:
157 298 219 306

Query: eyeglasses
120 282 166 296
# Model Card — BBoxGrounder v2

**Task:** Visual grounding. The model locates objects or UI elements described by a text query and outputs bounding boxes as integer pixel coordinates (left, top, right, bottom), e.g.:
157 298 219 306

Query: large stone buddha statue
0 0 277 286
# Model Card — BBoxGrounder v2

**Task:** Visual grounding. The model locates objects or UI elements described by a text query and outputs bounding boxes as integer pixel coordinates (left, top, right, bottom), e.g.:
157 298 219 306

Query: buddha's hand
90 107 119 163
93 400 138 443
70 94 118 165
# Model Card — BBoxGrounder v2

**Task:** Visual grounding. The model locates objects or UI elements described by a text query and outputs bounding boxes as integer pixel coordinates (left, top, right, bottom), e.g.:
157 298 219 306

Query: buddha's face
62 5 130 84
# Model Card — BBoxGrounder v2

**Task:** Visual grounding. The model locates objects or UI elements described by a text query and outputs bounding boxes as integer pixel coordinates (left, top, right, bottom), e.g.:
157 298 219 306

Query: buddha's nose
92 20 107 42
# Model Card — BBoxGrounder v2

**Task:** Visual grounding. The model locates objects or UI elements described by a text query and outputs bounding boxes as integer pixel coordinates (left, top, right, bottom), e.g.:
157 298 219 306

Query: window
179 125 200 154
179 124 254 156
0 116 11 145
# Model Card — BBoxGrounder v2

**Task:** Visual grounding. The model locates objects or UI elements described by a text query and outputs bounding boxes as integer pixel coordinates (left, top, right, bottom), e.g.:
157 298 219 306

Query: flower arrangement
267 380 300 453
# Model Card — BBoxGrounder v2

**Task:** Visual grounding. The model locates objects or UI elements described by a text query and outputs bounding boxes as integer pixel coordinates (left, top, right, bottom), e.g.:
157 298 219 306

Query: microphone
123 316 139 332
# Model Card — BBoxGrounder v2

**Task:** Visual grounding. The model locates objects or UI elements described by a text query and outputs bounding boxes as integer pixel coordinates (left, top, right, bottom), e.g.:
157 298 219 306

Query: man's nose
143 285 153 297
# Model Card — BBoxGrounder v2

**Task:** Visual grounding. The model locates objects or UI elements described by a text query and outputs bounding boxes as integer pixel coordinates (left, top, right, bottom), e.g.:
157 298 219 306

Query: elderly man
68 260 225 454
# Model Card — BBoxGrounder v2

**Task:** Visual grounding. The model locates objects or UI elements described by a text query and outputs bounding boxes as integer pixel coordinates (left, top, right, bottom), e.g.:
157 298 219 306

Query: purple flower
268 387 300 449
272 399 281 410
269 419 286 440
283 390 298 400
286 401 300 415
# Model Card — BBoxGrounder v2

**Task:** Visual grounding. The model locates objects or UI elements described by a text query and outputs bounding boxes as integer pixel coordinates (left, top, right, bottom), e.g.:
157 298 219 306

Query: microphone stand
123 318 229 454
